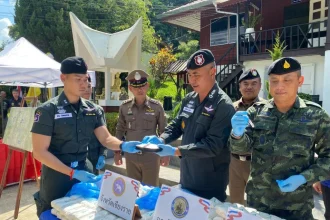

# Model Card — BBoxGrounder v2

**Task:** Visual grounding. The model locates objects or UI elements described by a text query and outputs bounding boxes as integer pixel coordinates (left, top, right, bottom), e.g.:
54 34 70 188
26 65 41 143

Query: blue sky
0 0 15 44
0 0 15 24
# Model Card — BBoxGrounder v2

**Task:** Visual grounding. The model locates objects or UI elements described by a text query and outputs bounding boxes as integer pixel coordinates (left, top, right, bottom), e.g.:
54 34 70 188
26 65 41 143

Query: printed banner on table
226 207 262 220
98 170 140 220
153 185 210 220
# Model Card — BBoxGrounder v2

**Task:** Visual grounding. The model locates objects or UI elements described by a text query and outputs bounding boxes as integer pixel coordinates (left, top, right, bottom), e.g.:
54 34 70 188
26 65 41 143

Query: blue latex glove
276 175 307 192
72 170 98 183
156 144 176 157
121 141 141 154
231 111 249 137
96 155 105 170
142 135 164 144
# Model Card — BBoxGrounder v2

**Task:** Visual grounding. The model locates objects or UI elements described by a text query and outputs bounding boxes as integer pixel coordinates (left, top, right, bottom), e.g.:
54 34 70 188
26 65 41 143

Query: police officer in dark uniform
31 57 141 217
144 49 235 201
82 76 107 175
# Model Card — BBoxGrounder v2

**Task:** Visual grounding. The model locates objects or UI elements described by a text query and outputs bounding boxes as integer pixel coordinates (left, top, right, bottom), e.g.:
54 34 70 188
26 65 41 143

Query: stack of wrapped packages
49 178 285 220
208 197 284 220
51 195 124 220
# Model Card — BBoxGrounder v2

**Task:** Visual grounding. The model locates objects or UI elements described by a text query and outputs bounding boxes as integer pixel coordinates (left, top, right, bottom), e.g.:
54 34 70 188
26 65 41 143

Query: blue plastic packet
136 187 161 211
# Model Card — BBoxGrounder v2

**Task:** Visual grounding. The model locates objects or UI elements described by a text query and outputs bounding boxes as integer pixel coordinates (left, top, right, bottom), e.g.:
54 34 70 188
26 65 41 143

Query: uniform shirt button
78 130 82 132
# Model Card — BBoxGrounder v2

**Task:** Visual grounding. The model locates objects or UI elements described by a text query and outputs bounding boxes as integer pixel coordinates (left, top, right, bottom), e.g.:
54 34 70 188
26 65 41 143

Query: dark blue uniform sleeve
95 106 106 129
178 102 235 158
160 100 185 144
31 106 54 136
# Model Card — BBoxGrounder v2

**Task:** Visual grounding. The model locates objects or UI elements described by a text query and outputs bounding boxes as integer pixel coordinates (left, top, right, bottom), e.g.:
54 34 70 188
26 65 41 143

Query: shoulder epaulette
305 100 322 109
122 99 133 105
149 98 161 105
254 99 268 106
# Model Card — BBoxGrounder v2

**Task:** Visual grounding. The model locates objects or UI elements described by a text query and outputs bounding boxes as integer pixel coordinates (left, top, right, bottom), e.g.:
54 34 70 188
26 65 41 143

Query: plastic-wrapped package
208 198 285 220
67 208 95 220
136 186 160 211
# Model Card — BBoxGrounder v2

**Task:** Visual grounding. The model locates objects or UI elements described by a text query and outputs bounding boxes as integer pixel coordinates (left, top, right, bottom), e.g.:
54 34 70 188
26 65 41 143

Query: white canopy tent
0 37 96 88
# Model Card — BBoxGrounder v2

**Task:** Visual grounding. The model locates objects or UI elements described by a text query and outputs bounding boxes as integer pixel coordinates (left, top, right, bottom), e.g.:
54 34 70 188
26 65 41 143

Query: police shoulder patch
305 100 322 109
122 99 133 105
149 98 161 105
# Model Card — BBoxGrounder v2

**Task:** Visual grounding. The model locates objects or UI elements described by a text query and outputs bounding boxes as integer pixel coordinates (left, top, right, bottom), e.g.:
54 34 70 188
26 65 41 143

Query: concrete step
104 157 180 187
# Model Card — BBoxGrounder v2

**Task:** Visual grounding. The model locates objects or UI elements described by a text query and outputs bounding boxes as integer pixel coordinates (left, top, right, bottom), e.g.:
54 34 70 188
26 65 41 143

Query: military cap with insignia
267 57 301 75
60 56 88 74
126 70 149 88
187 49 215 70
239 69 260 83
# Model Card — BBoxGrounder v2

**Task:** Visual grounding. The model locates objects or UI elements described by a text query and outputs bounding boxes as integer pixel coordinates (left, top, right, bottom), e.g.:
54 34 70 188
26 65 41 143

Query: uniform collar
193 82 219 102
238 96 260 107
265 96 306 109
58 91 88 108
131 96 150 108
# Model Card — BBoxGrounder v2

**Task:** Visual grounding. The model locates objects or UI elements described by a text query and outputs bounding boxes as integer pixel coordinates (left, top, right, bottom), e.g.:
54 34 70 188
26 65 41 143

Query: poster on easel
3 107 36 152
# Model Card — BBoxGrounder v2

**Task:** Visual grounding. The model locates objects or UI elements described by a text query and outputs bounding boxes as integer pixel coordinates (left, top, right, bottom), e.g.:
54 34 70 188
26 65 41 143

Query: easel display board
3 107 36 152
0 102 40 219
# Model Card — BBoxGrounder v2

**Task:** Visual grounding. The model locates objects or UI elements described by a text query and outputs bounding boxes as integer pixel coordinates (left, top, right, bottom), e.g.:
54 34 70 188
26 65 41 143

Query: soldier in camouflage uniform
230 57 330 220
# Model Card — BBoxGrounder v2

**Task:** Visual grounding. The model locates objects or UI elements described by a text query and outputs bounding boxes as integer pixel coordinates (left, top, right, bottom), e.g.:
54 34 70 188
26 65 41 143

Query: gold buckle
239 156 247 161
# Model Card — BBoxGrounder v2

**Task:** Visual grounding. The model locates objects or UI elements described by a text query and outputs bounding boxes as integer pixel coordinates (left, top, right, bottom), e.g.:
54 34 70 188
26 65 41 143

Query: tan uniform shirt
233 96 264 111
116 97 166 141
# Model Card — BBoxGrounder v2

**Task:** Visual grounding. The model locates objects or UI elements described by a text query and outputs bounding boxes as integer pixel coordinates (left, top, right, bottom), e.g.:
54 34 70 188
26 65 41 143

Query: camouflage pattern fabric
230 97 330 219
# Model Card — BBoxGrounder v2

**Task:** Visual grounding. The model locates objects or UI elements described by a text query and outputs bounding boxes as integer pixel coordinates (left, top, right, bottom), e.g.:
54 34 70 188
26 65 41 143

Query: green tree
10 0 158 61
175 40 199 60
266 32 287 99
149 0 199 49
149 47 176 88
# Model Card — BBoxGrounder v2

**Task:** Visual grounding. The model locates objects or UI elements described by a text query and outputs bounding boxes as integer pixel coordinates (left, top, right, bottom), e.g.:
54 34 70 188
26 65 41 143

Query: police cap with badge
60 56 88 74
186 49 215 70
239 69 260 83
126 70 149 87
267 57 301 75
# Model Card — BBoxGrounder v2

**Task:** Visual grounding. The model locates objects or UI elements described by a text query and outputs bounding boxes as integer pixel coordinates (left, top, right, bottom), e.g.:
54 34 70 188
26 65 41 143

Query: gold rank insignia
181 120 185 129
283 60 290 69
146 108 155 113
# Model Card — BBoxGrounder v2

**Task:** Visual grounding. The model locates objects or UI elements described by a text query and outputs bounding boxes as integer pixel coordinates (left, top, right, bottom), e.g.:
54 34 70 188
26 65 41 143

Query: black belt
232 153 251 161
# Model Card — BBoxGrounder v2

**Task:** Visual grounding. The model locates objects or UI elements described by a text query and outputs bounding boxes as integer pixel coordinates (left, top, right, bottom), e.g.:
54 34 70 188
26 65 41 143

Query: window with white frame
210 14 245 46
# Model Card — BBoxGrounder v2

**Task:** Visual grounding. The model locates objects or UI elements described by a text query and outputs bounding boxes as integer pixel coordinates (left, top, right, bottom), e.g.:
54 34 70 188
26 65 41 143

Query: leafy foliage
147 78 158 98
298 93 312 101
175 40 199 60
171 101 182 120
149 47 176 88
242 13 262 28
105 112 119 136
267 32 287 61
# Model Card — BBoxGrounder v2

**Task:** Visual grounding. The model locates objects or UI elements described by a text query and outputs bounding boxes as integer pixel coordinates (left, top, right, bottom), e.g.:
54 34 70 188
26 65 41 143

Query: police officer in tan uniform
115 70 167 186
229 69 263 205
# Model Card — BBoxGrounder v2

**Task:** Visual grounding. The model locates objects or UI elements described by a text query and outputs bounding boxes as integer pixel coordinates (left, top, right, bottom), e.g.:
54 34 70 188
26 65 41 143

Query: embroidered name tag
55 113 73 119
183 107 194 113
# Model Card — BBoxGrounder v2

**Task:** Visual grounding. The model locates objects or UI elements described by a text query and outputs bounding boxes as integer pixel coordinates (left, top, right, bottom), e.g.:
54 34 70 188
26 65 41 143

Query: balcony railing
239 20 327 56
